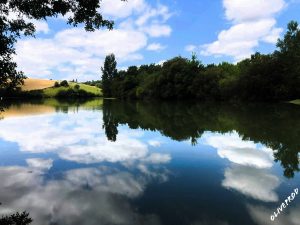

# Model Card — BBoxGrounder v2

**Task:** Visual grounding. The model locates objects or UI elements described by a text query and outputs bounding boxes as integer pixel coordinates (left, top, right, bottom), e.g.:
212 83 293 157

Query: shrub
55 88 95 98
60 80 69 87
74 84 80 90
54 81 60 87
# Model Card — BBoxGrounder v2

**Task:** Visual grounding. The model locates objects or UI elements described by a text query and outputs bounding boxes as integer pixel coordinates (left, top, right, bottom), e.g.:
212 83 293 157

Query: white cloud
142 24 172 37
223 0 286 22
135 4 172 26
15 1 172 81
148 140 162 147
201 0 286 61
142 153 171 164
101 0 147 19
185 45 197 52
8 11 50 34
0 165 166 225
203 131 274 169
203 131 280 202
147 43 166 51
32 20 50 34
222 165 280 202
26 158 53 171
0 110 171 165
15 28 147 80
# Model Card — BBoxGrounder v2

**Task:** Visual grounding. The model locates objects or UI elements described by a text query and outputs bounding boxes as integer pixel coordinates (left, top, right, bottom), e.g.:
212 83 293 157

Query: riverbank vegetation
0 79 102 99
102 21 300 102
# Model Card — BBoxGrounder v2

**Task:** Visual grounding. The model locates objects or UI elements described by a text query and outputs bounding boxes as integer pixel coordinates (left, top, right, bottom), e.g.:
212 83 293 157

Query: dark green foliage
101 54 117 97
0 89 43 98
103 99 300 178
0 0 125 92
106 21 300 102
83 80 102 88
74 84 80 90
102 100 118 141
60 80 69 87
0 211 32 225
54 81 60 88
56 88 95 98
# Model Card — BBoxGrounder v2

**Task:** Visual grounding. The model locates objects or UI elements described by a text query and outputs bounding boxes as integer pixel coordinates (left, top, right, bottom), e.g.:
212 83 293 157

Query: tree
101 54 117 97
60 80 69 87
0 211 32 225
275 21 300 99
54 81 60 88
0 0 125 91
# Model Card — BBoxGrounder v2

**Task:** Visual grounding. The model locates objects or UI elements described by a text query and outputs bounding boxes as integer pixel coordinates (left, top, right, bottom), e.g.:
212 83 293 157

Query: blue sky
15 0 300 81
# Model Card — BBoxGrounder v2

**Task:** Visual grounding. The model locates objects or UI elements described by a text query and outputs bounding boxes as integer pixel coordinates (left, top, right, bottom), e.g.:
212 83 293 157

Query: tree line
102 21 300 102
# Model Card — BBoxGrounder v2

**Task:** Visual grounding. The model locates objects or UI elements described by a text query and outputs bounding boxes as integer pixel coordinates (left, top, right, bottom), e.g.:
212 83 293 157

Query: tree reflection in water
0 211 32 225
102 100 300 178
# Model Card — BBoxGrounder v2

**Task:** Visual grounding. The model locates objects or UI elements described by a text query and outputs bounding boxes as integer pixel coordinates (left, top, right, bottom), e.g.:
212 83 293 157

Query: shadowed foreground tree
0 0 125 91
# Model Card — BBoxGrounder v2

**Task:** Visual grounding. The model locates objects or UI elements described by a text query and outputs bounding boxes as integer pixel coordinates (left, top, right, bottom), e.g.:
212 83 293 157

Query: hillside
20 78 102 98
43 82 102 97
21 78 56 91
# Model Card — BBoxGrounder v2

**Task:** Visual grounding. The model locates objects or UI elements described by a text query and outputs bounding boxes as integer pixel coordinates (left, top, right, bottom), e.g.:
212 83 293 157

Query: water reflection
0 99 299 225
0 165 167 225
102 100 300 178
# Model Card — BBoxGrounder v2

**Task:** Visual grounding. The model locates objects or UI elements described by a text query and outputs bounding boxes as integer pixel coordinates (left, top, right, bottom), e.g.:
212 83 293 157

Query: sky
14 0 300 81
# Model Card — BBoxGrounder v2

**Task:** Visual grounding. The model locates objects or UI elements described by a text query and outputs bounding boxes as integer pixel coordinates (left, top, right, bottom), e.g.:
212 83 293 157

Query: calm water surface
0 99 299 225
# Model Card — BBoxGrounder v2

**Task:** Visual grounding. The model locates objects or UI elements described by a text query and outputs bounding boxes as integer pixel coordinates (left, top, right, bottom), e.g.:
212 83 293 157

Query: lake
0 99 299 225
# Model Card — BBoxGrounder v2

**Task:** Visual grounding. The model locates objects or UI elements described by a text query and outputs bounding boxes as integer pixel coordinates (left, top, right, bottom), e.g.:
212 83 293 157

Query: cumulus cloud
26 158 53 171
101 0 147 19
203 131 274 169
142 24 172 37
0 110 171 165
148 140 162 147
8 11 50 34
222 165 280 202
0 165 166 225
201 0 286 61
15 28 147 81
185 45 197 52
147 43 166 51
15 0 172 81
202 131 280 202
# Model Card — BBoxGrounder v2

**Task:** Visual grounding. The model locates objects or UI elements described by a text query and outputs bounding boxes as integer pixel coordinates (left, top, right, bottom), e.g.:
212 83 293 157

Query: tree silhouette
101 54 118 97
0 211 32 225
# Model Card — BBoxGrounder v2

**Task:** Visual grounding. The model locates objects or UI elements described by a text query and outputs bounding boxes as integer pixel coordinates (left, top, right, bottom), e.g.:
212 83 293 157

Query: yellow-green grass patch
289 99 300 105
42 82 102 97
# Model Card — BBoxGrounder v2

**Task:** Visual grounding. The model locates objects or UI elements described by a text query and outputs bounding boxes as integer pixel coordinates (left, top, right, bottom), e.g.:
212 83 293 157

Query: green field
43 82 102 97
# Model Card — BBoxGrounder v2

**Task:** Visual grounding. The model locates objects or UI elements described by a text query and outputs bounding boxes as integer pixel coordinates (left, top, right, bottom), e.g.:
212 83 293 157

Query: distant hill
19 78 102 98
21 78 56 91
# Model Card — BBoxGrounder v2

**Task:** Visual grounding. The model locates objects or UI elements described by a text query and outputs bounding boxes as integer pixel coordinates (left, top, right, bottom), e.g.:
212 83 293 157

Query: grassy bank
43 82 102 97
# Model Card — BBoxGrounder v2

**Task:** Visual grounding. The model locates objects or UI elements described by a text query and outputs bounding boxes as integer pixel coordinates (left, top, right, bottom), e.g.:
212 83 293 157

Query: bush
55 88 96 98
60 80 69 87
54 81 60 87
74 84 80 90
